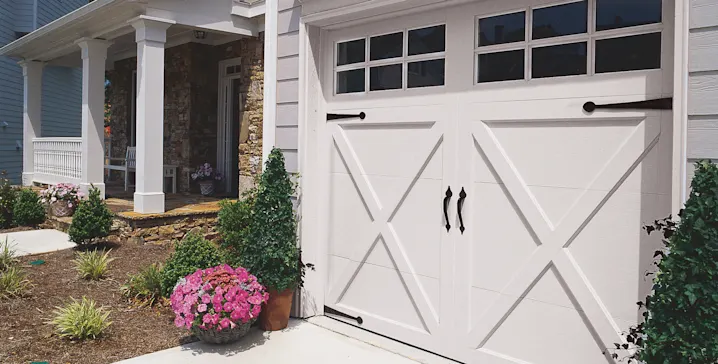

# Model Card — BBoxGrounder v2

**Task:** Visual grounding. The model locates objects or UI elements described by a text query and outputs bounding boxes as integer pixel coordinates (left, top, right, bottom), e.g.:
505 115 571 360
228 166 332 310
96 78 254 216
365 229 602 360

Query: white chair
104 147 136 191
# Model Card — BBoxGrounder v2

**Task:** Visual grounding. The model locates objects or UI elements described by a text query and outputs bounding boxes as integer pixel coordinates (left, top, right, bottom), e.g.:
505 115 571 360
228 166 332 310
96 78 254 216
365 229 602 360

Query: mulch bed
0 241 195 364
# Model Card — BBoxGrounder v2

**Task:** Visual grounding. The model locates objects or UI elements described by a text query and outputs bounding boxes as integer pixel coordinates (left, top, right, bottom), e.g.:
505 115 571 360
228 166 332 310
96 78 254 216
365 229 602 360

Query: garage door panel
479 117 644 190
469 182 539 293
480 268 608 364
568 189 668 324
335 240 432 333
337 122 444 179
328 173 376 261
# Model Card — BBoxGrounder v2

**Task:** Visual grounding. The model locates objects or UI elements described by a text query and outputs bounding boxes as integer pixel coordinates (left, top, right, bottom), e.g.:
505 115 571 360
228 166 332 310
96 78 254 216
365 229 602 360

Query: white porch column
131 17 173 213
19 61 44 186
77 39 110 198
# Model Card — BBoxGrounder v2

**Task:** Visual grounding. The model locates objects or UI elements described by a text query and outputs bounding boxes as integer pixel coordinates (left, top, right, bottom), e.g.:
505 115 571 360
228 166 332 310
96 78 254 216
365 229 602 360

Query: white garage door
319 1 673 363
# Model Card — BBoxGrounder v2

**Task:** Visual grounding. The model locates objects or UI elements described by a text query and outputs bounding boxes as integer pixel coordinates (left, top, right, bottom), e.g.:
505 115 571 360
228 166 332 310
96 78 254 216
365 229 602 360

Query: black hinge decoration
583 97 672 113
325 306 364 324
327 112 366 121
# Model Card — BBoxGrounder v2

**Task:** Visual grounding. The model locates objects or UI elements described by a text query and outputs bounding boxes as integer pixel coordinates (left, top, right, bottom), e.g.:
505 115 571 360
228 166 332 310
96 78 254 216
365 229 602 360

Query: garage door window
475 0 662 83
335 25 446 94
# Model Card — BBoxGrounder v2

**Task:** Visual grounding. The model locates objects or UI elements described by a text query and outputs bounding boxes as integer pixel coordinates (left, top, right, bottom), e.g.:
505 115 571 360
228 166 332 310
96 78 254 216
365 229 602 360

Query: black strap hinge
325 306 363 325
583 97 672 113
327 112 366 121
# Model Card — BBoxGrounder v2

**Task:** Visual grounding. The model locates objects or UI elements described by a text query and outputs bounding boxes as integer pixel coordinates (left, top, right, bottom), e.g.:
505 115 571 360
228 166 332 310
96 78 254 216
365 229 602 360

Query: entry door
218 60 242 196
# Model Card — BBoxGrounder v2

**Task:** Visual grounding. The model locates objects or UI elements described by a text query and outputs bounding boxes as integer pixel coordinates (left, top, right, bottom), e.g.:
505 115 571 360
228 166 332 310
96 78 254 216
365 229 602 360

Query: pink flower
230 309 242 321
202 314 212 324
247 293 263 305
174 316 185 328
223 302 234 312
197 304 207 313
220 318 231 329
251 305 261 318
201 294 211 304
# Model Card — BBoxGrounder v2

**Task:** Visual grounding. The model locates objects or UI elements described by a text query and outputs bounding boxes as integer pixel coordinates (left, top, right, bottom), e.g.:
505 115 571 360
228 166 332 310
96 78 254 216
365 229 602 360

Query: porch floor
105 186 233 220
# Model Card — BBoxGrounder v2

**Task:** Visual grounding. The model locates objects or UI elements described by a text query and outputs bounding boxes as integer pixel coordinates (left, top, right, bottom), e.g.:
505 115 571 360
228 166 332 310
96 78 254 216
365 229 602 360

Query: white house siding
0 0 84 183
687 0 718 183
275 0 301 173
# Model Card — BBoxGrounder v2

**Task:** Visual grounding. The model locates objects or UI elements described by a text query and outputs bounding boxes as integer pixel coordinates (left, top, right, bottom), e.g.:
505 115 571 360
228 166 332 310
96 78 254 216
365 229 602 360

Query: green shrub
68 187 113 245
236 148 309 292
0 266 32 298
49 297 112 340
74 249 114 280
615 160 718 363
0 171 17 229
217 188 256 265
121 263 163 307
12 189 45 226
160 232 225 297
0 238 18 272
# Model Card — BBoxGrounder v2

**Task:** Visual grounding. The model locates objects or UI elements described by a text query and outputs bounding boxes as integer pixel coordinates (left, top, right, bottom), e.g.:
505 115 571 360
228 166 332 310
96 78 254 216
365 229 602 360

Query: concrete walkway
0 229 75 256
116 320 419 364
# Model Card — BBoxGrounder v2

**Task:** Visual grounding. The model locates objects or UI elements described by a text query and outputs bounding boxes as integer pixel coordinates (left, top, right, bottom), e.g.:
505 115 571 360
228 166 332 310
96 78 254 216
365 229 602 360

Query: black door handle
327 112 366 121
458 187 467 234
583 97 672 113
443 187 453 232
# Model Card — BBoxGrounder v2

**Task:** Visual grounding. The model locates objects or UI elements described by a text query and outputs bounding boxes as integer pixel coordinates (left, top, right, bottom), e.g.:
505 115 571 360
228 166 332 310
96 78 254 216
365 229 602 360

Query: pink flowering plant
191 163 222 182
40 183 83 209
170 264 268 333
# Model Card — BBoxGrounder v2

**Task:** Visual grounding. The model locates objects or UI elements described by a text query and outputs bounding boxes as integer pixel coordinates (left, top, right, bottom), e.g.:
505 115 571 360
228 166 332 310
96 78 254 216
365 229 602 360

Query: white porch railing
32 137 82 185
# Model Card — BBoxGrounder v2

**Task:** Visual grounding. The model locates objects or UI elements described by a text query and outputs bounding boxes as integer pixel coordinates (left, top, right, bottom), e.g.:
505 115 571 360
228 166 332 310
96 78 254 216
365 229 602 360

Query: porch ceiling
0 0 261 64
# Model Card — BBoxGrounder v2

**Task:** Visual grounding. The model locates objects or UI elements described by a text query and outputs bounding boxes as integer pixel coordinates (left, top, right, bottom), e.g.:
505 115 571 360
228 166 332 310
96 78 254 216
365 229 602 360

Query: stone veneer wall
107 35 264 195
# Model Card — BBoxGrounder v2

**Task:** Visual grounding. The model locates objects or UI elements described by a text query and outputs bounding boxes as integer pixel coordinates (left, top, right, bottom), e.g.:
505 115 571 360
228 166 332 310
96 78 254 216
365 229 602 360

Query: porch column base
21 172 34 187
79 182 105 199
134 192 165 214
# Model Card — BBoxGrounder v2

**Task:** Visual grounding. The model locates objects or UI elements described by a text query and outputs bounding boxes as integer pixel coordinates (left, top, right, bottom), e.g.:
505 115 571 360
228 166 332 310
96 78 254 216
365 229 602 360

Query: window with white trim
335 24 446 94
475 0 663 83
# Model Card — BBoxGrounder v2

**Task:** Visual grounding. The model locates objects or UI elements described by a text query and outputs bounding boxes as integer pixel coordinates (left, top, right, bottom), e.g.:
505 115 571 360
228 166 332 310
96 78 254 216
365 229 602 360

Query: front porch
0 0 266 214
47 185 230 245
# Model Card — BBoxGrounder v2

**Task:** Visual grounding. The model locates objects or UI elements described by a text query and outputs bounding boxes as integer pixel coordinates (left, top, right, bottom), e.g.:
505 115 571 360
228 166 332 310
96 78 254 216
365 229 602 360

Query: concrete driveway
0 229 75 256
116 320 419 364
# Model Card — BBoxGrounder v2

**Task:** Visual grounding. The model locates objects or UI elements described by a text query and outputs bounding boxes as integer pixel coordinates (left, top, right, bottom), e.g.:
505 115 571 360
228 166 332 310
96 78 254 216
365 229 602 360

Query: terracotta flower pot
259 288 294 331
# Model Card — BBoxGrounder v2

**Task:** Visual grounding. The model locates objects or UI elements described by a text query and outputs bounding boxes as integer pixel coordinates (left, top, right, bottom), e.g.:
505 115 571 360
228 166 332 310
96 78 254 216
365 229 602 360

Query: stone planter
198 181 215 196
191 319 254 344
50 201 75 217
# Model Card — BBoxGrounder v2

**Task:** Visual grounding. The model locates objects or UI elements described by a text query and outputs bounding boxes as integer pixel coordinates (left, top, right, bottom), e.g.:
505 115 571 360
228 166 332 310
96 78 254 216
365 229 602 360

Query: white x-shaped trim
326 122 445 334
468 117 660 363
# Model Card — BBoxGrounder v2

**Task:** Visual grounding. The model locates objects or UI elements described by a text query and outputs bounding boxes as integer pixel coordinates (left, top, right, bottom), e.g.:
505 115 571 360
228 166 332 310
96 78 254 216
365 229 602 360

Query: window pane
337 69 365 94
478 12 525 46
596 33 661 73
532 1 587 40
596 0 662 31
337 39 366 66
478 50 525 83
408 25 446 56
370 32 403 61
408 59 445 88
370 64 403 91
532 42 587 78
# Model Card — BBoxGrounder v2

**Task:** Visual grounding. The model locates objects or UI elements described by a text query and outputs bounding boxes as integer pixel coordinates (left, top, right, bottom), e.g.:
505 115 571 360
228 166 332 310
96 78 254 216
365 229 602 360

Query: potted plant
191 163 222 196
235 148 310 331
170 264 268 344
40 183 83 217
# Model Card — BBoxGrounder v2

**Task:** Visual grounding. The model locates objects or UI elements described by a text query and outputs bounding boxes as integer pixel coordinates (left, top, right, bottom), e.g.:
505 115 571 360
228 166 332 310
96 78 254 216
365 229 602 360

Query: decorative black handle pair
443 187 467 234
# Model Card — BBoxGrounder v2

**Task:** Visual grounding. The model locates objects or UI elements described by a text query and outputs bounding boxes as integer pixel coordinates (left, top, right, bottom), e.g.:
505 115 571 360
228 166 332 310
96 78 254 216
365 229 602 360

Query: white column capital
18 60 44 76
75 38 112 60
130 16 175 43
